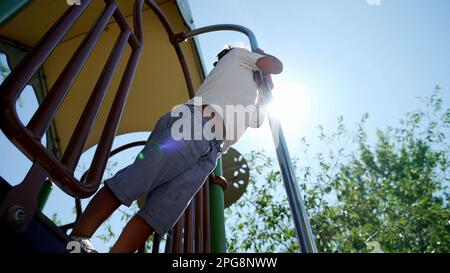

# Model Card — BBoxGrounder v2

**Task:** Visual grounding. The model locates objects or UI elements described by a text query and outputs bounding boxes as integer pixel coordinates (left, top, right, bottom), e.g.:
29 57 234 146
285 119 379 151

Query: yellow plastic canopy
0 0 204 153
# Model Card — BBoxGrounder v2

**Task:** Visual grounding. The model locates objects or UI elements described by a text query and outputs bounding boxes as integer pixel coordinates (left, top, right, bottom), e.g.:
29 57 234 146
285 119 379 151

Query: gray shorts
105 104 222 236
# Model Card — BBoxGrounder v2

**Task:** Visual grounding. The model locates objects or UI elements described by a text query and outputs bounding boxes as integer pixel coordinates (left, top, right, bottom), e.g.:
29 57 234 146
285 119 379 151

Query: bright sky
188 0 450 157
1 0 449 252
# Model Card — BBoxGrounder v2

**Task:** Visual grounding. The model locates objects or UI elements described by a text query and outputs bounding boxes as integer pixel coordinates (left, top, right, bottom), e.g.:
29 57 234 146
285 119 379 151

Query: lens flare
266 82 311 129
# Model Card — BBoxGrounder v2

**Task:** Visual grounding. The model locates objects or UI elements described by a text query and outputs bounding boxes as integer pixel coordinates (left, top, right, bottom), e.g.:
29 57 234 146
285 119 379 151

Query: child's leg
132 140 222 245
71 186 121 238
107 140 221 253
110 214 154 253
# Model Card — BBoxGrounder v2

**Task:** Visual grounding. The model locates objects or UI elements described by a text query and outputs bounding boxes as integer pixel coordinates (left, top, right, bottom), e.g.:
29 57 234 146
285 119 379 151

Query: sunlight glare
266 82 312 130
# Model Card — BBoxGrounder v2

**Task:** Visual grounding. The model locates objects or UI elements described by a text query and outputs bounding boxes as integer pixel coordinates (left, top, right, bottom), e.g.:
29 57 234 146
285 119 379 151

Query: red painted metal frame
0 0 187 198
0 0 212 252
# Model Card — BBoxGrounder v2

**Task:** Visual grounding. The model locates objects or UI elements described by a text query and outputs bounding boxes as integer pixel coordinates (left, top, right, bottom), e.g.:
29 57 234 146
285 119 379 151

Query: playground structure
0 0 316 253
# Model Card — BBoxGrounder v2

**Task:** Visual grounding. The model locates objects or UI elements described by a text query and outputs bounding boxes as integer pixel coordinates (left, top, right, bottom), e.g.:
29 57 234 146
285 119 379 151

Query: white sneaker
69 236 99 253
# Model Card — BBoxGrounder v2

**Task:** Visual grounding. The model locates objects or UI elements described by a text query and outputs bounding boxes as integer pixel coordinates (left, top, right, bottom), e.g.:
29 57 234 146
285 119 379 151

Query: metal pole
183 24 318 253
37 180 52 211
210 158 227 253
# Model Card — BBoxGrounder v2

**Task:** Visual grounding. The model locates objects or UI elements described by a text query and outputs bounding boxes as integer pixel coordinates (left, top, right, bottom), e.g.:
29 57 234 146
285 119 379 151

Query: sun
266 81 312 130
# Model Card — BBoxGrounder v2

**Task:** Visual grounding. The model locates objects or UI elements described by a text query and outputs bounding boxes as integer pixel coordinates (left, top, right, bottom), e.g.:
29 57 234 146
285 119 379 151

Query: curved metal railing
0 0 215 252
0 0 200 235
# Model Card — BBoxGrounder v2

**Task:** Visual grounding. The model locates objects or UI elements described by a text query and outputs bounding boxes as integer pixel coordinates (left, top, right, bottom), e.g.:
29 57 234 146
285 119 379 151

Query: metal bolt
5 205 27 227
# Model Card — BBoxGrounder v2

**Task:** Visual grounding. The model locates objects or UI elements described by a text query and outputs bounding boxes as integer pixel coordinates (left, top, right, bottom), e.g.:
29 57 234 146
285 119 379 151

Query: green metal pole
37 180 53 211
209 157 227 253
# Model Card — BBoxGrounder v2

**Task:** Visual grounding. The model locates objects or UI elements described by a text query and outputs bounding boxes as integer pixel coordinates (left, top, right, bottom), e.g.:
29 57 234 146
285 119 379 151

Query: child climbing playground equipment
0 0 316 253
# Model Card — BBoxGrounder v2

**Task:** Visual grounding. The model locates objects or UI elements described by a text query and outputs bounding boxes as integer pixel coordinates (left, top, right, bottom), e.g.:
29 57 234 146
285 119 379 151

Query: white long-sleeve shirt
186 47 267 152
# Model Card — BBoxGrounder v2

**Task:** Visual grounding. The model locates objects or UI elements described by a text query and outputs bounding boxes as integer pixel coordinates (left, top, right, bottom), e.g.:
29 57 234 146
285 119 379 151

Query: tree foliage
226 87 449 253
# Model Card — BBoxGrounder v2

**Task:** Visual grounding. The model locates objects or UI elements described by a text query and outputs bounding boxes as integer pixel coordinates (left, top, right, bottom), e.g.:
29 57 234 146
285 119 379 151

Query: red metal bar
0 0 214 251
183 202 193 253
0 0 147 200
142 0 176 43
0 1 91 116
0 0 195 199
27 3 117 138
133 0 145 44
203 177 211 252
75 198 82 220
108 0 140 49
0 3 148 236
173 44 195 98
0 3 93 197
172 216 183 253
62 29 131 170
195 189 203 253
83 48 142 193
